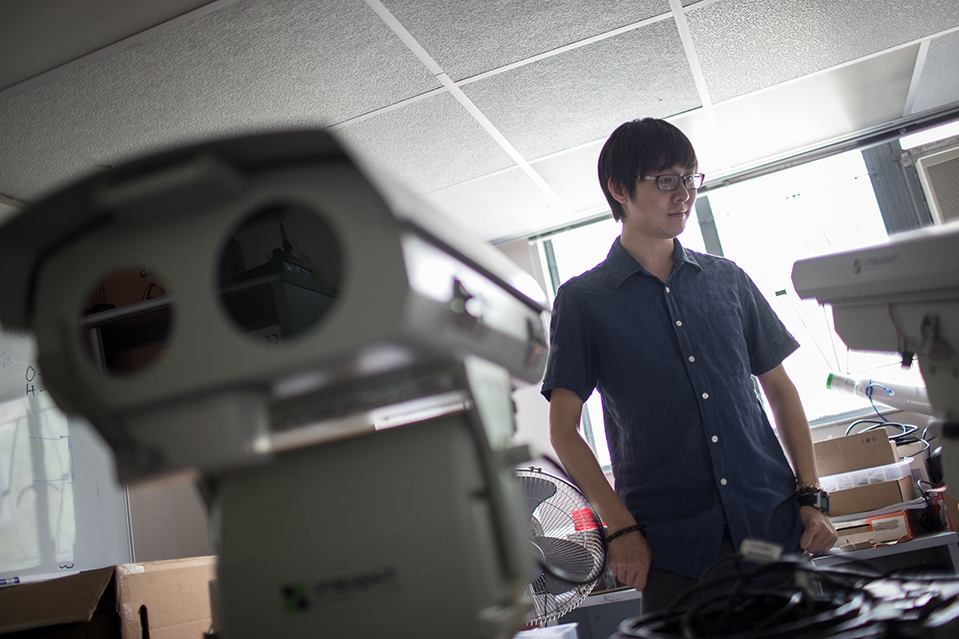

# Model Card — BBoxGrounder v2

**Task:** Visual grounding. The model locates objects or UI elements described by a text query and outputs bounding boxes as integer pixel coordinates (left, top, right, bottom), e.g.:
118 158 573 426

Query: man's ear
607 177 630 205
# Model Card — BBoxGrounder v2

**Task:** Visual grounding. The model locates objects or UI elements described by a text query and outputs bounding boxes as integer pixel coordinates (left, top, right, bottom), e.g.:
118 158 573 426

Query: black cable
613 550 959 639
619 588 871 639
844 419 916 440
843 419 932 461
663 560 824 637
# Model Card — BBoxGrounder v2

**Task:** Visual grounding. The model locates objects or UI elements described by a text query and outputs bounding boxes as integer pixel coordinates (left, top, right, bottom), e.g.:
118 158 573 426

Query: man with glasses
541 118 836 613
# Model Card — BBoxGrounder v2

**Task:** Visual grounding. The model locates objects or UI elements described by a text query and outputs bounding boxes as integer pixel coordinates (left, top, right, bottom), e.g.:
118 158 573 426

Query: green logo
282 584 310 612
281 567 399 613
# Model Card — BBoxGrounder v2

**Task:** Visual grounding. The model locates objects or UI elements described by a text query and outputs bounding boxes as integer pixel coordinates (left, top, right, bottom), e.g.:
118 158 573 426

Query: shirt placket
663 278 732 497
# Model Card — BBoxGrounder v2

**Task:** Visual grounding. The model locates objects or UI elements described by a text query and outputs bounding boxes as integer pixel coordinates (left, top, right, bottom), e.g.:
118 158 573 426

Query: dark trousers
641 526 742 615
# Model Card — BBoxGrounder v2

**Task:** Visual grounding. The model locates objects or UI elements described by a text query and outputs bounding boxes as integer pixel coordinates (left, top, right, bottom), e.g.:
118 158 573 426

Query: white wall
495 237 557 466
128 479 214 562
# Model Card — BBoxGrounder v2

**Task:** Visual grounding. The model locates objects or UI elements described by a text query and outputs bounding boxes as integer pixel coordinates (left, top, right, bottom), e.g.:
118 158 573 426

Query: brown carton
814 432 898 477
833 510 917 549
0 556 214 638
828 476 916 517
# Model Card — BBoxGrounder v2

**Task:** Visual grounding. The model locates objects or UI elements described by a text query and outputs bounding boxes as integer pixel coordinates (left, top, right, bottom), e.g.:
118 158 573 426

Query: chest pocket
699 313 751 376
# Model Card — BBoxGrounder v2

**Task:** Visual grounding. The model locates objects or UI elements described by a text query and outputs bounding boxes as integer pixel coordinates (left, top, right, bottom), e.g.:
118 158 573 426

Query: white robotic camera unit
0 130 550 638
791 222 959 488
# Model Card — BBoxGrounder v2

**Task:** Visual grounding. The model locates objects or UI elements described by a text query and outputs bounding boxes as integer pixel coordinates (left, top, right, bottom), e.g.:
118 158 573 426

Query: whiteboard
0 326 132 584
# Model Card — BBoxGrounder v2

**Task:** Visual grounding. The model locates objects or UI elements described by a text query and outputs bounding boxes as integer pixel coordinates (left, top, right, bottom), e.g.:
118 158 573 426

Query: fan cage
516 468 607 624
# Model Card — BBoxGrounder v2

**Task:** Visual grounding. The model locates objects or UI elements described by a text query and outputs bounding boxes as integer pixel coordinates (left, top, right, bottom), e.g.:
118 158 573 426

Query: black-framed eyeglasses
640 173 705 191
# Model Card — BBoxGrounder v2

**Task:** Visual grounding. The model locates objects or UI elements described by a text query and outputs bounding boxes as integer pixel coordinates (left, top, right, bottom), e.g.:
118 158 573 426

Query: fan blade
532 536 598 583
530 514 544 537
519 475 557 521
529 539 546 565
530 570 583 597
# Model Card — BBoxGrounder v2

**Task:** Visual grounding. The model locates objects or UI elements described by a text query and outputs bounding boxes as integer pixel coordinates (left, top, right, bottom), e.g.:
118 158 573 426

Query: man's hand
799 506 838 555
606 528 654 590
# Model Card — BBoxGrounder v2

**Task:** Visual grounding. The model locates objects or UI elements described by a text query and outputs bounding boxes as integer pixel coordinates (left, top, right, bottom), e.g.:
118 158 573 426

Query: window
537 147 927 469
706 150 924 422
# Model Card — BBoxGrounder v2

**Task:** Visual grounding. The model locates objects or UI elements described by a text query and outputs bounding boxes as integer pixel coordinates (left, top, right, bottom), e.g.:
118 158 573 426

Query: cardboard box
814 432 898 477
0 556 214 638
834 510 916 549
829 476 916 517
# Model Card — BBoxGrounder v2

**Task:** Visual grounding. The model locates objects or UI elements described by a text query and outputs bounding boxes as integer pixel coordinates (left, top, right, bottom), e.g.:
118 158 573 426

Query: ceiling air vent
916 145 959 225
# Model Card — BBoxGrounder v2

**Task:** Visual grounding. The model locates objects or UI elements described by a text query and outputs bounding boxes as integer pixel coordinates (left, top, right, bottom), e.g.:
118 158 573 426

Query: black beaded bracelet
605 524 643 544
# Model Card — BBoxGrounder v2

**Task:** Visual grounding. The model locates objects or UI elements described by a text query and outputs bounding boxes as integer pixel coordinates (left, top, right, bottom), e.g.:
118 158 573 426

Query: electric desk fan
517 467 607 624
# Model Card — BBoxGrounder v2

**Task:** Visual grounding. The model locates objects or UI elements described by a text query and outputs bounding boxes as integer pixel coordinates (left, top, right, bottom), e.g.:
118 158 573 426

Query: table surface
813 531 959 568
580 531 959 608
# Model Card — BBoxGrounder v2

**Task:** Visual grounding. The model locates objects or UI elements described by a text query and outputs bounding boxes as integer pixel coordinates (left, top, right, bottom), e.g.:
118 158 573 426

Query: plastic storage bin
819 457 913 492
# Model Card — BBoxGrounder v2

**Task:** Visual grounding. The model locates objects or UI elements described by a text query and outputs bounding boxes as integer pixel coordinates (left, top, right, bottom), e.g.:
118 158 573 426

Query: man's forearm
547 388 654 589
760 365 821 485
551 424 637 531
778 412 820 485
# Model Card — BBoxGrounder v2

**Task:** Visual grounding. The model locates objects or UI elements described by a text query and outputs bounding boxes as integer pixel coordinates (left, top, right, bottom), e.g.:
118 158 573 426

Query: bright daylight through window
538 147 927 470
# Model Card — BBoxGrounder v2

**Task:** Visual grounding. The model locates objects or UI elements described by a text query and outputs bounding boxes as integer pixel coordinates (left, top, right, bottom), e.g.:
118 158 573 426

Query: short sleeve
737 269 799 376
540 283 598 403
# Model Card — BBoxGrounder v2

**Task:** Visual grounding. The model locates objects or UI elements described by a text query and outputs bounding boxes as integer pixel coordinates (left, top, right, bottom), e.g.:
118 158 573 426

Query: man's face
619 164 698 241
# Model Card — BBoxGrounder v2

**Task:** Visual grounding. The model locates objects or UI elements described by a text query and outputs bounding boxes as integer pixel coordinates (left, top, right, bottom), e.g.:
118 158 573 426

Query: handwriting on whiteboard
25 365 45 396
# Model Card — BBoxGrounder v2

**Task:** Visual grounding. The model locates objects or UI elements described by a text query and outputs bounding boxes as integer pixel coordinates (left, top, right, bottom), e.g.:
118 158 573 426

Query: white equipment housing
791 222 959 486
0 130 548 638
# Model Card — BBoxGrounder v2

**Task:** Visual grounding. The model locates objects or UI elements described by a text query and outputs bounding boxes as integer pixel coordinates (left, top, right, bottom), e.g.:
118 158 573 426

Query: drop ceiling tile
381 0 671 81
461 19 701 161
711 45 917 173
912 30 959 116
531 140 607 215
333 92 517 195
688 0 959 103
531 109 722 217
0 0 225 90
422 168 584 243
0 0 439 202
666 109 723 179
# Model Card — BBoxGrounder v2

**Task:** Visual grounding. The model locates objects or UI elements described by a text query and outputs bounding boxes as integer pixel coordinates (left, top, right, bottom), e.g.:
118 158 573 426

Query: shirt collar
606 236 703 288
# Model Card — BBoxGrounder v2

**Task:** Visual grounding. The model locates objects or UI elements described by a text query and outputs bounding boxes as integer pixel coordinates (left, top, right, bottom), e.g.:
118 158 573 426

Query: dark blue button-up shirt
542 237 802 578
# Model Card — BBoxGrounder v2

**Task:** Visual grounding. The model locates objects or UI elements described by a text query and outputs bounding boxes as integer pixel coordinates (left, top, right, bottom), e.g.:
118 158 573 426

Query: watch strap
796 488 830 515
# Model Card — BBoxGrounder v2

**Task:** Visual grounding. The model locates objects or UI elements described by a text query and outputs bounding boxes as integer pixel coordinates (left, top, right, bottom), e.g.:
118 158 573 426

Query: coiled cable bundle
609 550 959 639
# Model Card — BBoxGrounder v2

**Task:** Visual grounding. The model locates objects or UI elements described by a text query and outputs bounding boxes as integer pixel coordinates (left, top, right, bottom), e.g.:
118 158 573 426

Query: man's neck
619 232 676 283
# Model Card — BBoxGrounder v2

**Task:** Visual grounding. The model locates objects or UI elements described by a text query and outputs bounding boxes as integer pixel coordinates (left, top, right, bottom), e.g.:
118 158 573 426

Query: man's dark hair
598 118 698 221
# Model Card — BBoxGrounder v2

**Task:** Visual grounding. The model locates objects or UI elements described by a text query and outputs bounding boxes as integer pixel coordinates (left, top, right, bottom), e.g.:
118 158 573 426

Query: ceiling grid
667 0 727 174
0 0 957 242
904 40 932 118
363 0 575 215
0 0 241 99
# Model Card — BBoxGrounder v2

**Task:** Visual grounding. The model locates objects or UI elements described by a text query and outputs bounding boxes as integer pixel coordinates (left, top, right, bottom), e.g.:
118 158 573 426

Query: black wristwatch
795 484 830 516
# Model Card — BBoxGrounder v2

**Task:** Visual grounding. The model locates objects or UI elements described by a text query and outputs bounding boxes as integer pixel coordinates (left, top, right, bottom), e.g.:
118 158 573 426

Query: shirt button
702 392 709 400
665 287 671 293
720 478 728 486
688 355 696 363
676 320 683 327
711 436 719 443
